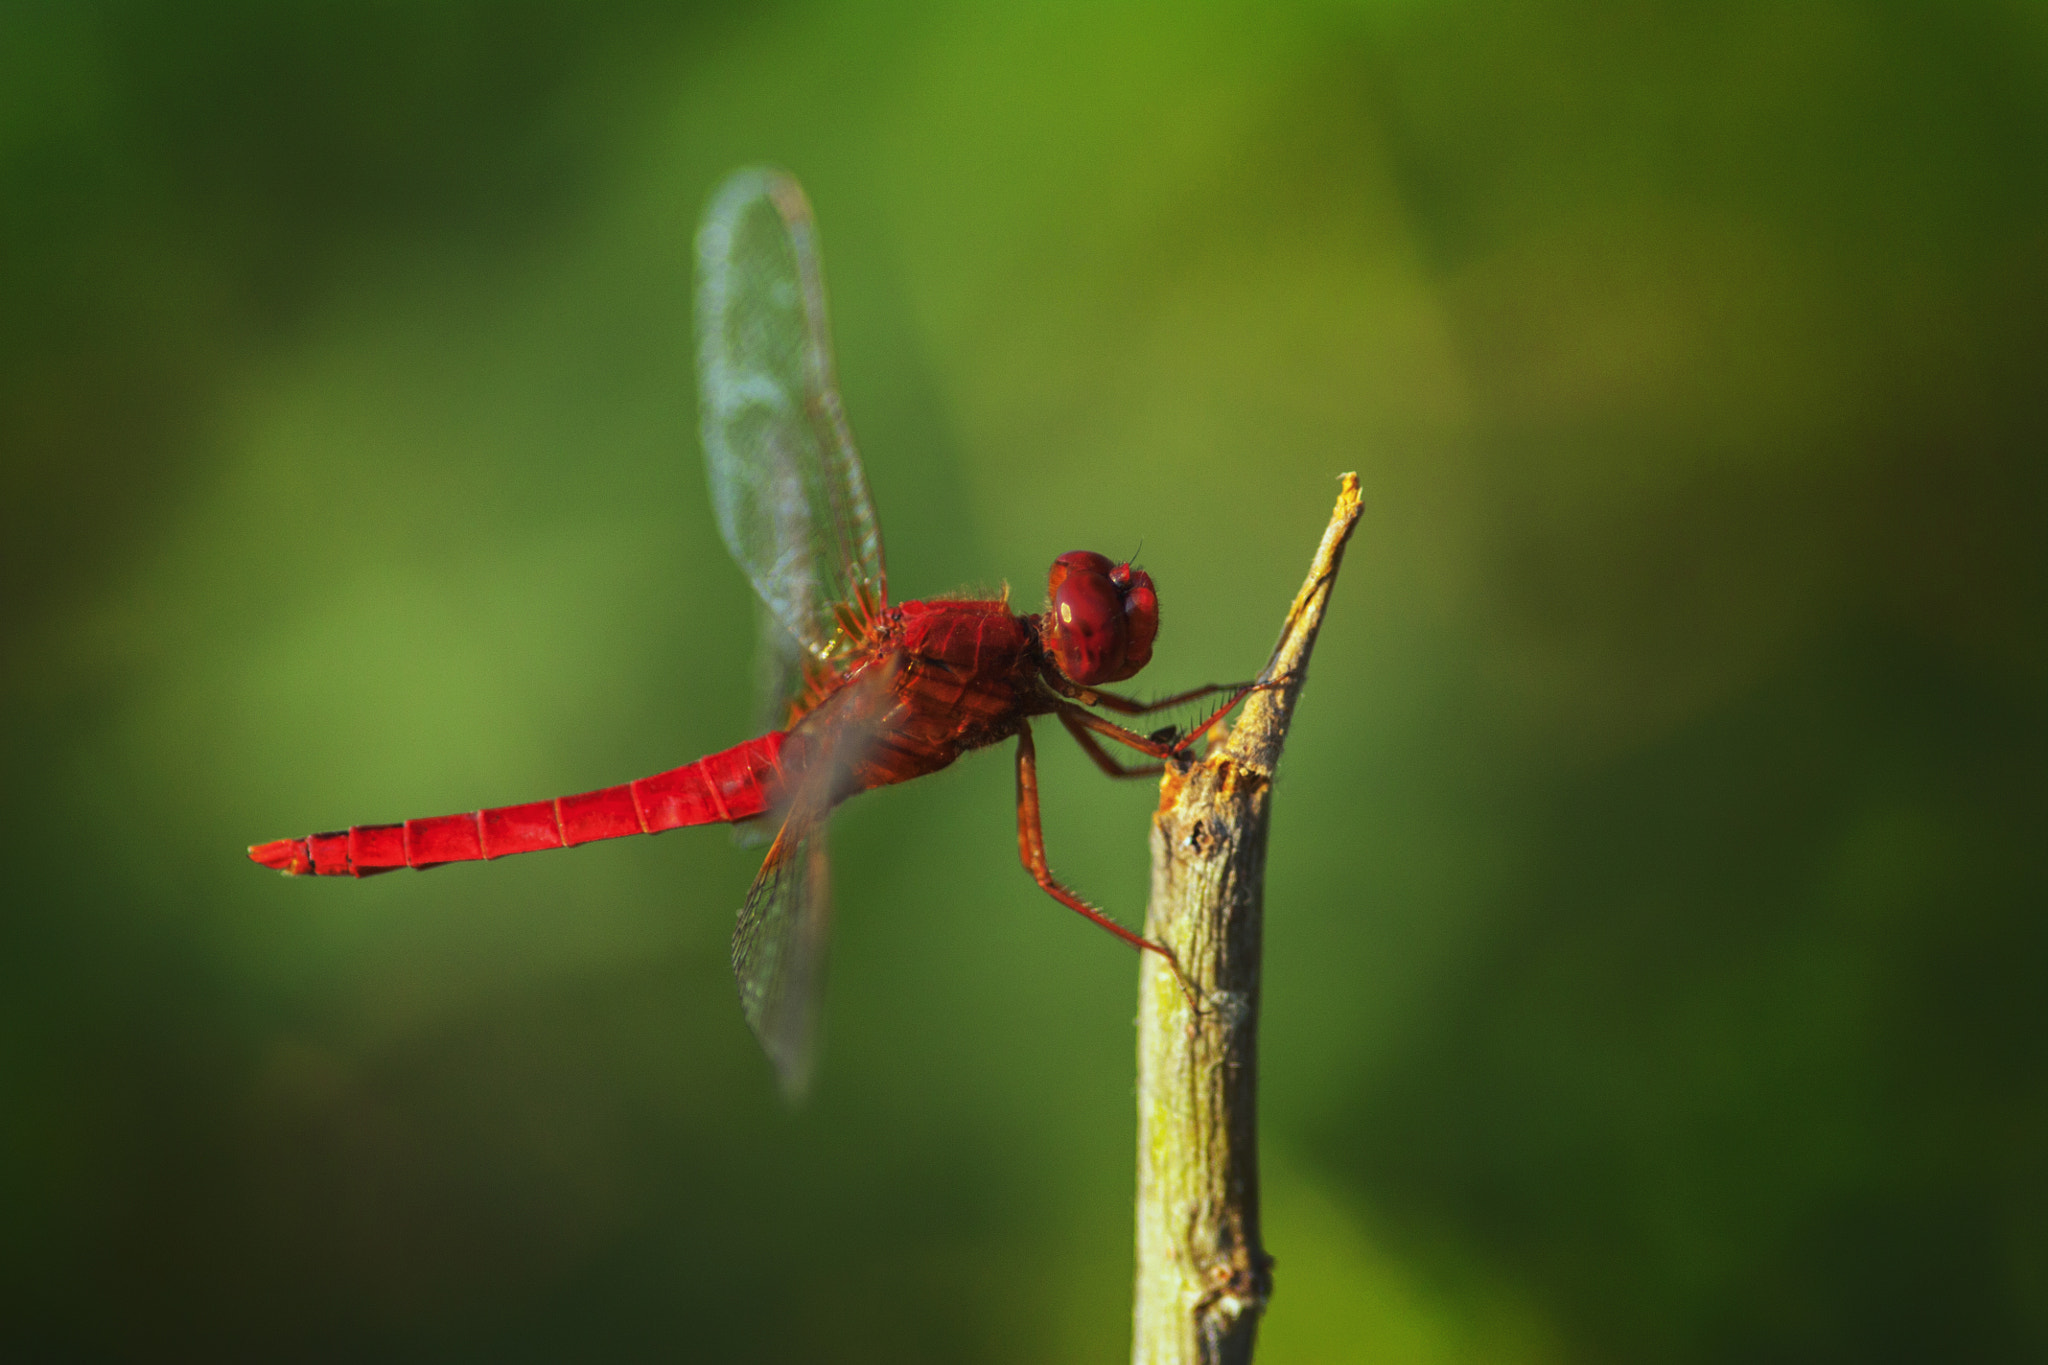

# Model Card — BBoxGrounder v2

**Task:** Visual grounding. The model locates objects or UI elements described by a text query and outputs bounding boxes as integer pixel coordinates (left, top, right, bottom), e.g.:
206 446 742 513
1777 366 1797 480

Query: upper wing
696 167 887 670
751 596 813 732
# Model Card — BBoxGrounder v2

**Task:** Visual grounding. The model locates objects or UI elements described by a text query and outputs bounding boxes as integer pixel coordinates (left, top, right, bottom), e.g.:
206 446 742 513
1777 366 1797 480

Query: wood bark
1131 474 1364 1365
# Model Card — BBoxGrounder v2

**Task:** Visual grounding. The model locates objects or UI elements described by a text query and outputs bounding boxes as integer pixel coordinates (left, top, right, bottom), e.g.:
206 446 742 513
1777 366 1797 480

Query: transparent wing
728 656 900 1098
752 594 811 732
697 167 887 664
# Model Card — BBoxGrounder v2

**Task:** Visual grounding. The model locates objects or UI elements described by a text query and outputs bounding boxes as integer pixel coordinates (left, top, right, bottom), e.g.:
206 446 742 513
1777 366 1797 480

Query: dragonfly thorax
1042 551 1158 687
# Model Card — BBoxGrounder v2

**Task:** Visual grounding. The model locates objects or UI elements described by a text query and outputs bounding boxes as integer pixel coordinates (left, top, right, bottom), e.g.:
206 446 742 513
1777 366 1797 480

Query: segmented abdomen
250 732 788 877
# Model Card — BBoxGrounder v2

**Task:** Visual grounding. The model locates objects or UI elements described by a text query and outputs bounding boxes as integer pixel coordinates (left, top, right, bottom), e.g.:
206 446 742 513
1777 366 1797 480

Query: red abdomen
250 732 788 877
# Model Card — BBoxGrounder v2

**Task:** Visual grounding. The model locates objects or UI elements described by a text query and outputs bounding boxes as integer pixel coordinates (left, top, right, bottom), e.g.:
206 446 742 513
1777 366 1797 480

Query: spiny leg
1066 681 1283 761
1085 680 1256 717
1059 710 1163 780
1157 678 1289 755
1014 724 1199 1010
1058 700 1236 764
1055 704 1179 762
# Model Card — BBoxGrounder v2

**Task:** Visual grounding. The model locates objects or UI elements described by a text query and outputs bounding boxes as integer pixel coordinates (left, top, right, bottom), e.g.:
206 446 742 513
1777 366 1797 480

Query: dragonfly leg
1064 680 1283 760
1059 709 1163 780
1086 680 1257 717
1014 725 1200 1011
1158 677 1296 755
1054 703 1178 760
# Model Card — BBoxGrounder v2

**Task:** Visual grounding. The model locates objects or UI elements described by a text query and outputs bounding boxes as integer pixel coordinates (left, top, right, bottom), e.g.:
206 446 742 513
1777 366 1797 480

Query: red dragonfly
250 168 1259 1095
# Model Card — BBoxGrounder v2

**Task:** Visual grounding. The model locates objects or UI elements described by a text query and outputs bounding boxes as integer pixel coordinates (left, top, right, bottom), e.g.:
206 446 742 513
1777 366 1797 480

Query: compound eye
1054 550 1115 581
1047 557 1127 686
1120 569 1158 675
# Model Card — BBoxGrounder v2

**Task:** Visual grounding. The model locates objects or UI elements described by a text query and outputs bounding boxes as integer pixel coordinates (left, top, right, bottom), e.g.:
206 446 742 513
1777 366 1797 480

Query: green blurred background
4 1 2043 1359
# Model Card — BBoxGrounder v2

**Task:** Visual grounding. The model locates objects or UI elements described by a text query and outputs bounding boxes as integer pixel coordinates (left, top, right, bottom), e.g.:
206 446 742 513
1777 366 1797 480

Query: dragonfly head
1043 551 1158 686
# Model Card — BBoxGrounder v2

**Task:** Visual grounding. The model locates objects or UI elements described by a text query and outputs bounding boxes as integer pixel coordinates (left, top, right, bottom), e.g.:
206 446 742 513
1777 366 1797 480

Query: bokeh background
4 1 2044 1359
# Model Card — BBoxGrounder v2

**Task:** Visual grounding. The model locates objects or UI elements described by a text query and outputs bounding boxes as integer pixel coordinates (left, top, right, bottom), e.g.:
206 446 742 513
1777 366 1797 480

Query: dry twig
1131 474 1365 1365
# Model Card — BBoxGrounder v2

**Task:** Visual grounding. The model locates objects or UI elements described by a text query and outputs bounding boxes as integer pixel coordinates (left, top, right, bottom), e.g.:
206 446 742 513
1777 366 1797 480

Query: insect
249 168 1261 1096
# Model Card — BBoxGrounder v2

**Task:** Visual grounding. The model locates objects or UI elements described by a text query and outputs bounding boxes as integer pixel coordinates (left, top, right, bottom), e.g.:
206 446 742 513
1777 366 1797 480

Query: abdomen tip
249 839 311 875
